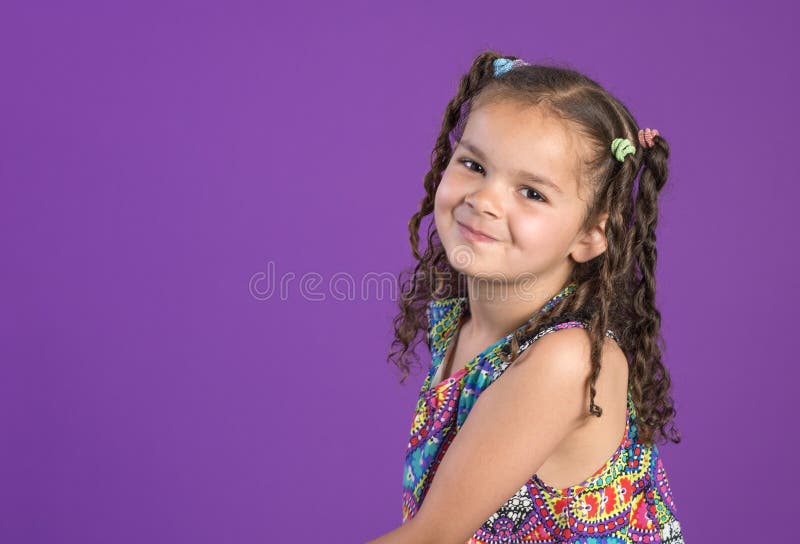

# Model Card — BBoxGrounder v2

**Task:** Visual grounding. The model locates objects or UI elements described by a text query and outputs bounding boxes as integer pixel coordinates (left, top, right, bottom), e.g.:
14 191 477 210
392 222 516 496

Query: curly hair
387 50 680 446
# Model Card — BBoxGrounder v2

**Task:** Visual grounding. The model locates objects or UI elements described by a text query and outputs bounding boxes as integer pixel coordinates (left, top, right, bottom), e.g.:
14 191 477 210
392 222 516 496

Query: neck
463 273 576 342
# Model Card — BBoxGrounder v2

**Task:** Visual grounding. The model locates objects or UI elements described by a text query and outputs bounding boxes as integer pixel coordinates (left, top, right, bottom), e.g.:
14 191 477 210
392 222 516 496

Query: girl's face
434 99 605 292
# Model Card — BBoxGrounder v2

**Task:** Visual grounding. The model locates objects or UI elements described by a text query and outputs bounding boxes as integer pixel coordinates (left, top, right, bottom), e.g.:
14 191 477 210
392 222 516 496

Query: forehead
460 100 585 192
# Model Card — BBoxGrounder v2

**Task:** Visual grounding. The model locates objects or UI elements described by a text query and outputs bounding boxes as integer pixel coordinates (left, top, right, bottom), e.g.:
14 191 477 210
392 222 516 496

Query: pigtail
627 134 682 444
582 155 638 417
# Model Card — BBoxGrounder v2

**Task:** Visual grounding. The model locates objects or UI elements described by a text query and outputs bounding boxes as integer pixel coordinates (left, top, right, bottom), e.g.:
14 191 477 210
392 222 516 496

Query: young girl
367 51 683 544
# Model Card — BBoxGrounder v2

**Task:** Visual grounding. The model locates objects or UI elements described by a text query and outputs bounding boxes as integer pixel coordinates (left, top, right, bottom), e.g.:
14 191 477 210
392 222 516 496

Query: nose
464 180 503 219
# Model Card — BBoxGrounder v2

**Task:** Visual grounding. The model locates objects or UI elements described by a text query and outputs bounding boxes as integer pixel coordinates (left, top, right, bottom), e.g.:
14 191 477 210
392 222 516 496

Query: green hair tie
611 137 636 163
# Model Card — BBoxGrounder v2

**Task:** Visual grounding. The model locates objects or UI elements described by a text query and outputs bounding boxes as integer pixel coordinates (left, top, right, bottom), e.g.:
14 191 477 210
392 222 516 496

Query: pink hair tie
638 128 660 149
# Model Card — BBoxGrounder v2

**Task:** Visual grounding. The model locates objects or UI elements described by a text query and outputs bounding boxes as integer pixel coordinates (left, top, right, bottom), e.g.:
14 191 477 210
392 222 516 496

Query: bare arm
366 327 596 544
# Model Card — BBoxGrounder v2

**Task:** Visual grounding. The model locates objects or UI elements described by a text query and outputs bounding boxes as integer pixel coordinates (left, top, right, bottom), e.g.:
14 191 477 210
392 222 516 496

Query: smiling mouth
457 222 497 243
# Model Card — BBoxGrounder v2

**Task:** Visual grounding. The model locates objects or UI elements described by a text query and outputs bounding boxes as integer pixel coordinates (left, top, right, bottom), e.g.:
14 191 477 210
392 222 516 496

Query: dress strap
492 319 620 380
516 319 619 356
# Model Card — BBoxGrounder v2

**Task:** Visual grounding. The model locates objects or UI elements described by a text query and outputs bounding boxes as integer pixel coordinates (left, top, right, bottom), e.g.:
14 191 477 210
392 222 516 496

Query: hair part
388 50 680 446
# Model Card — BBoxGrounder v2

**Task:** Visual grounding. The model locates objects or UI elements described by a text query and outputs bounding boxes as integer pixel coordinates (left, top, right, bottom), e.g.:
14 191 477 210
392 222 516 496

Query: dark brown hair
388 50 680 446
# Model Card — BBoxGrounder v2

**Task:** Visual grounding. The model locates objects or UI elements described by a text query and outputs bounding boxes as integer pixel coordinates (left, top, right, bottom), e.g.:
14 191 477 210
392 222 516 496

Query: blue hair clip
493 58 514 77
493 57 529 78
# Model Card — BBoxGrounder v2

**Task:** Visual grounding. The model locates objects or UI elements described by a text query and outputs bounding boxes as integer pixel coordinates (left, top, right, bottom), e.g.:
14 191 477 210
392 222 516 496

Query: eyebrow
458 140 564 195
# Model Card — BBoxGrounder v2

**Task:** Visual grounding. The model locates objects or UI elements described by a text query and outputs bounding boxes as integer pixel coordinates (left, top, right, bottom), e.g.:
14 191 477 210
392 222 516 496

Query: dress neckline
427 282 579 391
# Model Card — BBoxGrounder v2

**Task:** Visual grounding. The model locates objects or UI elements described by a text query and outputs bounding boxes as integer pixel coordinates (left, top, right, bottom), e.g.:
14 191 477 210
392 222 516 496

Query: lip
457 221 498 242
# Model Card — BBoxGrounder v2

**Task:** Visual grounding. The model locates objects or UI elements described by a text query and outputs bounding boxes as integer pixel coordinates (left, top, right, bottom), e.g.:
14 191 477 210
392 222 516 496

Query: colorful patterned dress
401 283 684 543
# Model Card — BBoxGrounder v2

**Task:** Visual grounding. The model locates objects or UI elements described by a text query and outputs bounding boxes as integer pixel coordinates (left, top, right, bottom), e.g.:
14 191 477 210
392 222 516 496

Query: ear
569 212 609 264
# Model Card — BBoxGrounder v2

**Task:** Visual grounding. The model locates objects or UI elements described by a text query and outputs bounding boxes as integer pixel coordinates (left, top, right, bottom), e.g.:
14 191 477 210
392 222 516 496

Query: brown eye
520 186 546 202
459 158 484 174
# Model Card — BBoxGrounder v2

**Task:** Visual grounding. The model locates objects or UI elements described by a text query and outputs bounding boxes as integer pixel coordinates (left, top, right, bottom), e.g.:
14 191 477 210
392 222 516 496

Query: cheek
434 174 463 213
509 213 565 249
433 181 449 232
511 218 540 249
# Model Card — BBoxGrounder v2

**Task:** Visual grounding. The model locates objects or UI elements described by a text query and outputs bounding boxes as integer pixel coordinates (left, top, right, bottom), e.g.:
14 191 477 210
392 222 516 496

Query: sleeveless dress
400 283 684 543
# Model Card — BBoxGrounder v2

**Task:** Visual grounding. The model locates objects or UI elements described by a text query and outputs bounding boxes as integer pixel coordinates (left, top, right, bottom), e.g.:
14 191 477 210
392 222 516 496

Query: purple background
1 1 795 542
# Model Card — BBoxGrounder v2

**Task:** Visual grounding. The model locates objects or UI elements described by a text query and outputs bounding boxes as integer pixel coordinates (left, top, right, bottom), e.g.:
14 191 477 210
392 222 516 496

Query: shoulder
503 323 627 410
467 323 620 441
495 327 596 418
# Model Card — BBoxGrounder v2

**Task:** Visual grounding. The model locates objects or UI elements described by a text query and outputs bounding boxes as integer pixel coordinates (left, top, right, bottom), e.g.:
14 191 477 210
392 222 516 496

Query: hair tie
611 137 636 163
611 128 661 162
493 57 529 77
638 128 660 149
